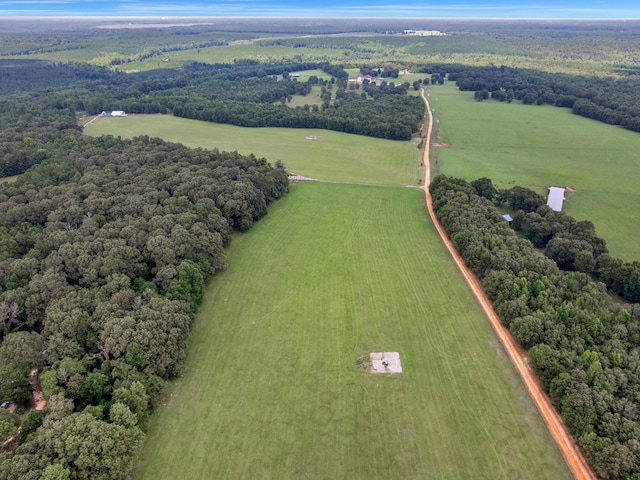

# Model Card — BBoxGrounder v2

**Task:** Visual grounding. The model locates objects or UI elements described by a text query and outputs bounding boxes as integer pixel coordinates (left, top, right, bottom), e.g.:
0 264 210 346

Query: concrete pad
370 352 402 373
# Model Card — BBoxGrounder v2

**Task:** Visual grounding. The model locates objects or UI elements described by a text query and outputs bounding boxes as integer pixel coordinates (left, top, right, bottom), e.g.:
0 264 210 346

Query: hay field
85 115 421 186
135 183 571 480
428 82 640 261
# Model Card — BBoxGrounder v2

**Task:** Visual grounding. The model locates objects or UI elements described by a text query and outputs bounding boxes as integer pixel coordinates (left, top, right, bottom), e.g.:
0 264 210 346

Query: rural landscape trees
0 130 288 477
431 175 640 479
421 63 640 133
0 17 640 480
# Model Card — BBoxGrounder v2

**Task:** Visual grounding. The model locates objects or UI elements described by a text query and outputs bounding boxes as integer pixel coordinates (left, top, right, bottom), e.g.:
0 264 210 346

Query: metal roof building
547 187 566 212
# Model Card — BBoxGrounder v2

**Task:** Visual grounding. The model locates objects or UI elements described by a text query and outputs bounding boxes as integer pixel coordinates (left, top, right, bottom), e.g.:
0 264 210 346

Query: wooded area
0 127 288 478
431 176 640 480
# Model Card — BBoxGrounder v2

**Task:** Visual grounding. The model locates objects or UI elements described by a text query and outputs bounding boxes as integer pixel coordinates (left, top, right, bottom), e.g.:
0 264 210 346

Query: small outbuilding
547 187 566 212
101 110 127 117
502 214 513 225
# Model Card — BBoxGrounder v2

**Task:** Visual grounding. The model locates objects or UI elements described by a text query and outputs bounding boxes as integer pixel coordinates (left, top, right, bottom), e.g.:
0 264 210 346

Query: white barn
101 111 127 117
547 187 566 212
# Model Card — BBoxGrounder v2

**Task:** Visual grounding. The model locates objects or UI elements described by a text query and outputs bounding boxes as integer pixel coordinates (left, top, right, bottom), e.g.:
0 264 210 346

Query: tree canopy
431 175 640 480
0 131 288 477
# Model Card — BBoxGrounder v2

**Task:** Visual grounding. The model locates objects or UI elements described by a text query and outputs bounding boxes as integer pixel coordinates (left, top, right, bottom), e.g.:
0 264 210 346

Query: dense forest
0 131 288 478
0 59 424 146
430 175 640 480
420 63 640 132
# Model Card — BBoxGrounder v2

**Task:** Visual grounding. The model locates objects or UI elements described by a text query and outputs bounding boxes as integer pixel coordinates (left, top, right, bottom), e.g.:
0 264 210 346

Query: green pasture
283 85 324 108
289 68 335 81
84 115 421 185
136 182 571 480
0 175 18 183
122 43 341 72
427 82 640 261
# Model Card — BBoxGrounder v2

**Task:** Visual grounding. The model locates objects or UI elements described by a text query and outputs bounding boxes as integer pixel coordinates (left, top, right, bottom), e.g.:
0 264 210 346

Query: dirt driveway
419 89 596 480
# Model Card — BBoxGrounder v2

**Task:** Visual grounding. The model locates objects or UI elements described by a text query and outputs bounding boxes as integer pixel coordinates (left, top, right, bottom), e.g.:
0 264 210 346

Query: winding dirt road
419 89 597 480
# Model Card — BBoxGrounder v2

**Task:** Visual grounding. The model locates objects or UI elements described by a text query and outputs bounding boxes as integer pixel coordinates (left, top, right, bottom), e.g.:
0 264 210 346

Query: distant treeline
0 134 288 478
419 64 640 133
104 62 424 141
0 59 424 144
431 175 640 480
0 96 81 178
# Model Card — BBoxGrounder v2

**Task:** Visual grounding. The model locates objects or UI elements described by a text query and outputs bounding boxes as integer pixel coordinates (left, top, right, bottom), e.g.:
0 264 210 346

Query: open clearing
0 175 18 183
428 82 640 261
136 182 571 480
85 115 420 185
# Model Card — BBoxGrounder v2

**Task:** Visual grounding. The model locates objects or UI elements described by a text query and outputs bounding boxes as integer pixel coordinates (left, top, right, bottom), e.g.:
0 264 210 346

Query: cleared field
428 82 640 261
136 182 572 480
283 85 324 108
85 115 421 185
123 44 341 72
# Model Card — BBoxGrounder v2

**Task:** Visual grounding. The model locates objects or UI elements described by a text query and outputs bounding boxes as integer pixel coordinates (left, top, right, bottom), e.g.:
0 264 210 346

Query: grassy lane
136 183 571 480
85 115 421 186
428 83 640 261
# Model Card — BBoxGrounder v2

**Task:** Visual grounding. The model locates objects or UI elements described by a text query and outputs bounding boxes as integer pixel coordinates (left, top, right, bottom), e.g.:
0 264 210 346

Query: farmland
2 17 640 479
427 82 640 261
135 182 571 480
85 115 421 185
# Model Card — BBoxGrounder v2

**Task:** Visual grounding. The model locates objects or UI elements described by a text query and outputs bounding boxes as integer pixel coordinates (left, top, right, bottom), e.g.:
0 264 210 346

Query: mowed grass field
135 183 571 480
428 82 640 261
85 115 420 185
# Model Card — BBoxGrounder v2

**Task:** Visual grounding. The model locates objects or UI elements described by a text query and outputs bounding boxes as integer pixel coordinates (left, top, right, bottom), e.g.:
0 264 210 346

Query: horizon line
2 15 640 20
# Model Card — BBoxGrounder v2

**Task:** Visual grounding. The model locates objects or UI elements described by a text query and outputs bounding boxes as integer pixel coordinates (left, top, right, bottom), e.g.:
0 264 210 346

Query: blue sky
0 0 639 18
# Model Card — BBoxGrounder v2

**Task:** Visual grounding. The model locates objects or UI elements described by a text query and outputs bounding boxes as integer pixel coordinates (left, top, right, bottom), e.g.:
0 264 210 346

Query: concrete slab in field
370 352 402 373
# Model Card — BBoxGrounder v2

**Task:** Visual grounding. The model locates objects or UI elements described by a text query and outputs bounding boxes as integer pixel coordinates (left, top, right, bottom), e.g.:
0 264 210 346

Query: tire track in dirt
418 89 597 480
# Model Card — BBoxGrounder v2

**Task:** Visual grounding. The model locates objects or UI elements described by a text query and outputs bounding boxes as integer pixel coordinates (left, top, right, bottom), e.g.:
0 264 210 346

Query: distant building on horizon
402 30 446 36
547 186 566 212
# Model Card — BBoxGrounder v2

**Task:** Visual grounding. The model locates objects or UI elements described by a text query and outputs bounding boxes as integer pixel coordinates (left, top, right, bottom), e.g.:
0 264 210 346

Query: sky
0 0 639 19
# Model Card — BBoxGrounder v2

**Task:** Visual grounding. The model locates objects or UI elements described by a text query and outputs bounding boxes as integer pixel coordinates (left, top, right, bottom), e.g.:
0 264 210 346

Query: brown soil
419 89 597 480
30 369 47 411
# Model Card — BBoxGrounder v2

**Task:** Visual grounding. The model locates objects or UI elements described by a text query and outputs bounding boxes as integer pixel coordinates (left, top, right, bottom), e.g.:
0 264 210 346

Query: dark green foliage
0 365 31 406
20 409 49 442
499 186 546 212
0 59 423 145
321 63 349 80
0 121 288 474
0 408 20 441
0 332 45 369
500 185 640 301
171 84 423 140
431 175 640 479
470 177 497 200
13 413 144 480
167 260 206 312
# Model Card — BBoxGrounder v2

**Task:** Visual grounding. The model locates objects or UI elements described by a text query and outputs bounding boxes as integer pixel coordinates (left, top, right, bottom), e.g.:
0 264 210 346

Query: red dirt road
419 89 597 480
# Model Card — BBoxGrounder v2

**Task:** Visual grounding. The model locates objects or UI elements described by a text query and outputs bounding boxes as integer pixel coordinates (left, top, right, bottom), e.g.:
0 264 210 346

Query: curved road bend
419 89 597 480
